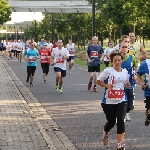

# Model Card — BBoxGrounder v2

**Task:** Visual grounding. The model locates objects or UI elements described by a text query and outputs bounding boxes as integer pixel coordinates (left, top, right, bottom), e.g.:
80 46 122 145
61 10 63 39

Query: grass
75 58 106 71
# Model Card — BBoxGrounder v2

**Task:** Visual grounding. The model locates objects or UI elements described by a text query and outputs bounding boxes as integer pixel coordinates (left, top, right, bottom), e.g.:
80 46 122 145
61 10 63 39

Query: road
3 55 150 150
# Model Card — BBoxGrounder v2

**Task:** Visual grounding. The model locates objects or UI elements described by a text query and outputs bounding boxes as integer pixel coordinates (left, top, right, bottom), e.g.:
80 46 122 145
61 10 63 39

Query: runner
17 40 23 62
51 39 69 93
119 41 138 122
129 32 147 64
86 36 103 92
46 40 53 51
137 59 150 126
97 52 130 150
102 40 114 68
23 43 39 86
5 40 11 60
114 35 130 53
12 39 18 58
2 40 6 57
39 43 51 82
66 38 76 74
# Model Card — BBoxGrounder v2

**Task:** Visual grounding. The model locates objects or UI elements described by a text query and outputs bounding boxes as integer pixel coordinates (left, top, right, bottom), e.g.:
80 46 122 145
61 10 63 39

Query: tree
0 0 11 25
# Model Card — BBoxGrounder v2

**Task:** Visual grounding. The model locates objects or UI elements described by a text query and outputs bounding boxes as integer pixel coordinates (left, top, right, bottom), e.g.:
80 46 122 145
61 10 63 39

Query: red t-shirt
53 44 58 48
40 49 51 63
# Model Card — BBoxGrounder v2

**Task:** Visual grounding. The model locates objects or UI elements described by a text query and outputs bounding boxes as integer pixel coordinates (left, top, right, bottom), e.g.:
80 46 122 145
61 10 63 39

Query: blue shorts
67 56 74 62
54 67 66 77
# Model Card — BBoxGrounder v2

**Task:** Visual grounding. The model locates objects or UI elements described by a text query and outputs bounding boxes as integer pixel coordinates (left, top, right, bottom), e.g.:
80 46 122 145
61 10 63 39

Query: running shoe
59 88 63 93
88 83 92 90
30 82 34 87
117 142 125 150
93 87 97 92
26 79 29 83
30 84 34 87
102 132 109 146
43 80 46 83
125 113 130 122
55 84 58 90
68 71 71 74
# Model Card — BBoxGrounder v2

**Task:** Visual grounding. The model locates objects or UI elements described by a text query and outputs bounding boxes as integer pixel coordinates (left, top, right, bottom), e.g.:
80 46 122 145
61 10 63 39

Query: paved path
0 55 150 150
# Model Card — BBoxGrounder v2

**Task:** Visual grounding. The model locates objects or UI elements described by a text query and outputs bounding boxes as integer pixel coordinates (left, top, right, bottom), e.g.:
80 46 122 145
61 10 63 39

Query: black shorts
88 65 100 72
17 51 22 53
41 63 50 74
27 66 36 76
54 67 66 77
2 47 6 51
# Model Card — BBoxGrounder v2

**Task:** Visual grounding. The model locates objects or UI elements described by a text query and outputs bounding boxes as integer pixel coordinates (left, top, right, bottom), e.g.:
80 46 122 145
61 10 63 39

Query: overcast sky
6 12 44 24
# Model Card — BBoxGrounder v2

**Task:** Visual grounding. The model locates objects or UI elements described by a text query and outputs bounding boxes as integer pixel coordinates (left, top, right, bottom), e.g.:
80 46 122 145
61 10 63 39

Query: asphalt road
3 55 150 150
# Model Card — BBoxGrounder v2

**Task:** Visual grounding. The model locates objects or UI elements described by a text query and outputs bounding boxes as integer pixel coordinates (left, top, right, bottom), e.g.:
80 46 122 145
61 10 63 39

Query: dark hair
121 35 129 40
110 52 123 62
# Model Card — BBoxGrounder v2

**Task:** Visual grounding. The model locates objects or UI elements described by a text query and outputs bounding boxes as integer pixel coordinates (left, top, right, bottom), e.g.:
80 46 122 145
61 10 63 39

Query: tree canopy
0 0 11 25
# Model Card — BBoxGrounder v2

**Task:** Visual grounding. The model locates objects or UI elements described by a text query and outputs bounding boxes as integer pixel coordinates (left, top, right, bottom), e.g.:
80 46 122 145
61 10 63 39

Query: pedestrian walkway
0 56 78 150
0 58 56 150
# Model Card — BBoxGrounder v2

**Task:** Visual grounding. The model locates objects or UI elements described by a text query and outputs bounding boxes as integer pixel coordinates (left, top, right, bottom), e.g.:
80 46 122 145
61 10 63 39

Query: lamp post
92 0 95 37
51 13 54 43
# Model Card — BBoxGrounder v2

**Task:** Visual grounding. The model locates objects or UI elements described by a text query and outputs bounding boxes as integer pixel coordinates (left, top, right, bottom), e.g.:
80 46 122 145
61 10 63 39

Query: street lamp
92 0 95 37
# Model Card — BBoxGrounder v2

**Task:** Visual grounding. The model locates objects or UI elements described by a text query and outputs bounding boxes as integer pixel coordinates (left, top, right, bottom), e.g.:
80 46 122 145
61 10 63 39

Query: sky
6 12 44 24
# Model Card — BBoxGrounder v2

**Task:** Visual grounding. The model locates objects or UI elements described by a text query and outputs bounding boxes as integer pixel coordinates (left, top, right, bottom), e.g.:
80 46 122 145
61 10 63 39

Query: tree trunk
120 25 122 38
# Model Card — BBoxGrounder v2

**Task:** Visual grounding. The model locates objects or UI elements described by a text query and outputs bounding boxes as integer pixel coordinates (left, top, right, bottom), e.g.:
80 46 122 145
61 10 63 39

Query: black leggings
41 63 50 74
125 89 134 113
27 66 36 77
102 102 127 134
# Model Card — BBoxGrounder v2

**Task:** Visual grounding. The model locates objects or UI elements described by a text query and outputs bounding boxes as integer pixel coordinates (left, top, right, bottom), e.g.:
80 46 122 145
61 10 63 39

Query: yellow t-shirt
129 42 140 57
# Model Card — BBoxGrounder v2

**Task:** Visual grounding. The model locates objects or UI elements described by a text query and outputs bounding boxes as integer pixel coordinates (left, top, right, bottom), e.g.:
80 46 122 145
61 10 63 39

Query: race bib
107 88 124 100
56 58 64 63
28 56 35 62
41 56 46 59
91 51 98 57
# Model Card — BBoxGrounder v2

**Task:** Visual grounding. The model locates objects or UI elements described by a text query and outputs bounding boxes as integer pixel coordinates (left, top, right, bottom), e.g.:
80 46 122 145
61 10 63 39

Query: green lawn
75 59 106 71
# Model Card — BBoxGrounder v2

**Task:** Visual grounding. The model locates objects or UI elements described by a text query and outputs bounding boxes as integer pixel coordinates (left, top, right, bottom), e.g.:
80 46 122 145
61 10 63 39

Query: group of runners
1 33 150 150
86 33 149 150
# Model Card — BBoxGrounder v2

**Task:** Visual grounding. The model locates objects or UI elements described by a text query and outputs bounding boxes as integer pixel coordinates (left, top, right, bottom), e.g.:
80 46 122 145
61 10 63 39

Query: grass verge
75 59 106 71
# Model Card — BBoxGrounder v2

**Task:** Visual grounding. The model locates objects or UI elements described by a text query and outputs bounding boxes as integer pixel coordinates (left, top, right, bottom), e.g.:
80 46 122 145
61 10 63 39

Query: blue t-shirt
137 59 150 97
24 49 39 66
121 55 136 89
87 44 103 66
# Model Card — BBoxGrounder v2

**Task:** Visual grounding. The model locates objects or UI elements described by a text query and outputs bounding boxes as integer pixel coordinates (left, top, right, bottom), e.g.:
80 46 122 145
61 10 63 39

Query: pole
34 20 37 42
92 0 95 37
51 13 54 43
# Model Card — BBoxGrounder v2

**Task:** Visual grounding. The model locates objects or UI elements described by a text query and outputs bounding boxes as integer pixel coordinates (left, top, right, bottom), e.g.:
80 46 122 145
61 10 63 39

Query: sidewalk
0 56 78 150
0 58 56 150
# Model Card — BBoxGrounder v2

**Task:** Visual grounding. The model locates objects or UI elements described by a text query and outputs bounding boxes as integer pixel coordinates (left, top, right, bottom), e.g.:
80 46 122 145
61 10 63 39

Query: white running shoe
68 71 71 74
126 113 130 122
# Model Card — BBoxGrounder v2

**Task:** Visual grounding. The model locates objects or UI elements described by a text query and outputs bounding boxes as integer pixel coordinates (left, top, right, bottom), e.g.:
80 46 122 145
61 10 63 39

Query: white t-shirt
104 47 114 61
47 43 53 49
114 44 119 52
17 42 23 51
97 67 128 104
13 42 18 50
52 47 70 70
67 43 75 56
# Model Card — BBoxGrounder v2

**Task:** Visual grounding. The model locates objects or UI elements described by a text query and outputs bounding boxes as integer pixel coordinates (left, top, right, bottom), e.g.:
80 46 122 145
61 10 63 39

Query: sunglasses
43 45 47 46
31 45 35 46
122 46 128 48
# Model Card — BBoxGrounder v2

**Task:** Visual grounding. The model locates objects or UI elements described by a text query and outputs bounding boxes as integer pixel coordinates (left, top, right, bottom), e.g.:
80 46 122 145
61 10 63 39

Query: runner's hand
125 82 130 88
141 82 147 89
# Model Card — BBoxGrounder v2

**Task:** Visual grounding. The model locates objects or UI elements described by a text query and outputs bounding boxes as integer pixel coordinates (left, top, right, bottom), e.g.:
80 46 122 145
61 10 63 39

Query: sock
27 77 29 80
